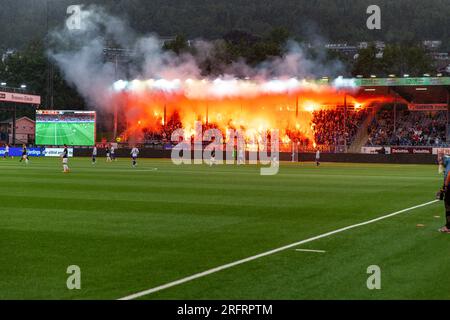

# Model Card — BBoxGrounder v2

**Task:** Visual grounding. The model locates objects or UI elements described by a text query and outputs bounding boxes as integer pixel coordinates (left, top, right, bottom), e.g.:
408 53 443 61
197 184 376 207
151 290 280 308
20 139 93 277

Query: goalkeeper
439 155 450 233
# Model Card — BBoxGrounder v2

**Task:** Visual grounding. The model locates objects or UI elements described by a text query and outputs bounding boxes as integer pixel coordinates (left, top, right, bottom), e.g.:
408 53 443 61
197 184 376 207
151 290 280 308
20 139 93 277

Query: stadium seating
366 109 447 147
311 109 369 147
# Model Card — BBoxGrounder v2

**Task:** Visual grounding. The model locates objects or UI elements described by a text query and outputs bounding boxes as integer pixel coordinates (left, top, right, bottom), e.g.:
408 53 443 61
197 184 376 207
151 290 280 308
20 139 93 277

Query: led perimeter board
35 110 96 146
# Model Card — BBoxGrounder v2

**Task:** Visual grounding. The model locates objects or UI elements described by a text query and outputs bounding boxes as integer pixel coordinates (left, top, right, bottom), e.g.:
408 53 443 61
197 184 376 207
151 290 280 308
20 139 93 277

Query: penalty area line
117 199 439 300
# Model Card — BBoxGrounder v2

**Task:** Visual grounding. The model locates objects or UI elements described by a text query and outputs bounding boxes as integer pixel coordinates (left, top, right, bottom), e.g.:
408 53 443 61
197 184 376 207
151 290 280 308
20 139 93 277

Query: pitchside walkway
348 103 381 153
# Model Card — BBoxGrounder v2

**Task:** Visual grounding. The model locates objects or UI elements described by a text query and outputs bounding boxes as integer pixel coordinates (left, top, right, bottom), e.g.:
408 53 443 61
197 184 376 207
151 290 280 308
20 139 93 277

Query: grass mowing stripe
118 199 439 300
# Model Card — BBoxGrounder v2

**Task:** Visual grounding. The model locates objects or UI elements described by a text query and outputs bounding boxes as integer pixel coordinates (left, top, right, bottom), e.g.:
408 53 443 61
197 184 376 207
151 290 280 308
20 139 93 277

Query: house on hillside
0 116 35 144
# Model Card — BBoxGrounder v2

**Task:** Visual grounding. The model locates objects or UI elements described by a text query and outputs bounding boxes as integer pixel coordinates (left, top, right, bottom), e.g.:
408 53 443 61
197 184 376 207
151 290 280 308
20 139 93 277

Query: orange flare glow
113 79 393 148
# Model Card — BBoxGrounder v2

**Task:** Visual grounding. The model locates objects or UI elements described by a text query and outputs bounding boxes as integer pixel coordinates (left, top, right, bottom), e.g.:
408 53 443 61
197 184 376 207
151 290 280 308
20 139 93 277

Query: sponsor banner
361 147 391 154
0 91 41 105
433 148 450 155
390 147 432 154
163 143 173 150
0 147 43 157
408 104 448 111
43 148 74 157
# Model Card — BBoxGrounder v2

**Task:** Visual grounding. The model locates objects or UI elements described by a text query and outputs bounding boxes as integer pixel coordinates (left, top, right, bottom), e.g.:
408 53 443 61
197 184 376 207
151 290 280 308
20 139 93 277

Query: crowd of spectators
142 129 164 142
311 109 369 146
366 109 447 147
142 109 370 148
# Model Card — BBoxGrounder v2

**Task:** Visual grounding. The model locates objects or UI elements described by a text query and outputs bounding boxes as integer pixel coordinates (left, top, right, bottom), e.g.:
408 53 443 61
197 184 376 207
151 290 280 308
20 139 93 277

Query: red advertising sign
0 91 41 105
390 147 432 154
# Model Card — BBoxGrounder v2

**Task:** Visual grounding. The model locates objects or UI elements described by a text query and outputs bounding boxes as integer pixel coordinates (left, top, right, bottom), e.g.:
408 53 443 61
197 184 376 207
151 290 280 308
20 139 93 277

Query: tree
163 35 190 54
352 44 384 76
265 27 290 47
1 1 450 49
353 43 434 77
221 28 289 67
0 40 86 115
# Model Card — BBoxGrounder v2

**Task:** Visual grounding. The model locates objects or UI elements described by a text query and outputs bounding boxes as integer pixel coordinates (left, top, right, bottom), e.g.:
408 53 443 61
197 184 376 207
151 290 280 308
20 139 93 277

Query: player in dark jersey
110 145 116 161
19 144 29 164
92 146 97 164
106 146 112 162
209 149 216 166
62 144 70 173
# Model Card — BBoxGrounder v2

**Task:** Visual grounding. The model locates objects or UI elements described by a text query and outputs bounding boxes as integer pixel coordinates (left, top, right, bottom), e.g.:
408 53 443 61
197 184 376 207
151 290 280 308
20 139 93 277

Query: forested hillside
1 0 449 49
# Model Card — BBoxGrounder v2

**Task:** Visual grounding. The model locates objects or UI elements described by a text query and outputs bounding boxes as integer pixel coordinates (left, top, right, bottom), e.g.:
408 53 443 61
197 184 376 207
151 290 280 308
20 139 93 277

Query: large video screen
35 110 96 146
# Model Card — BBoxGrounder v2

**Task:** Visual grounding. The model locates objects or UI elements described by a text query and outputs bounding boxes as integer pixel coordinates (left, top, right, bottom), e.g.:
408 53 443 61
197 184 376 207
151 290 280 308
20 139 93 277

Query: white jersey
5 146 9 153
131 148 139 157
316 151 320 159
111 147 115 154
92 147 97 156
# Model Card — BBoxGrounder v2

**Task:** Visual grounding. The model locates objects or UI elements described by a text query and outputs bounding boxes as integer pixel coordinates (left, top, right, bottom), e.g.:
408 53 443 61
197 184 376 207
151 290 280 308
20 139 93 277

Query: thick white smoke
48 5 347 110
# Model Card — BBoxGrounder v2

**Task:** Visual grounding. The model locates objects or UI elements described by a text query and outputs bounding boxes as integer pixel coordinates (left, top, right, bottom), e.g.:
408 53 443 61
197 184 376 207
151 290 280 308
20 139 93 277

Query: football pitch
35 122 95 146
1 158 449 300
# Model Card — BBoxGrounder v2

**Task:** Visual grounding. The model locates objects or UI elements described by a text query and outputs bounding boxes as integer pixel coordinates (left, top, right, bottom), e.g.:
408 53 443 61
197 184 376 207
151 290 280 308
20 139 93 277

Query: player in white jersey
208 149 217 166
238 147 245 165
3 144 9 159
110 145 116 161
315 149 320 167
92 146 98 165
131 147 139 167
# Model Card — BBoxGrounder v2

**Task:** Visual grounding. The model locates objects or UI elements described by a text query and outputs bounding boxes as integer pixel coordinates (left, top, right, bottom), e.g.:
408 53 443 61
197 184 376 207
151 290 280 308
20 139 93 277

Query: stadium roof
354 77 450 87
351 77 450 105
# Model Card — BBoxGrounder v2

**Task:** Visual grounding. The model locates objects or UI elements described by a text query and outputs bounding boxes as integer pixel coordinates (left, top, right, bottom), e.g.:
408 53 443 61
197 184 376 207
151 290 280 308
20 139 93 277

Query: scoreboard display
35 110 96 146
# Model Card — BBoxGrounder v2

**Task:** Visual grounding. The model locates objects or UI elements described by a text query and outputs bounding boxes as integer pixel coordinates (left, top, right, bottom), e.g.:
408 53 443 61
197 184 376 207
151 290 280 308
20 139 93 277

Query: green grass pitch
1 158 449 300
35 122 95 146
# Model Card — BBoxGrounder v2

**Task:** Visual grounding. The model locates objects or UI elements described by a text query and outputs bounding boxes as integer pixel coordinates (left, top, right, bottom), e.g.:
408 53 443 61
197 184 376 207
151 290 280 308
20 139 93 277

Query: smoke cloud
48 5 347 111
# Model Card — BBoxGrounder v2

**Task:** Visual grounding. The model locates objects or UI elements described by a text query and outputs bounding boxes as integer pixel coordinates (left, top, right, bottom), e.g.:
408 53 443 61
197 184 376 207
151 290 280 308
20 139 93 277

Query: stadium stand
366 108 447 147
311 109 369 147
137 105 448 150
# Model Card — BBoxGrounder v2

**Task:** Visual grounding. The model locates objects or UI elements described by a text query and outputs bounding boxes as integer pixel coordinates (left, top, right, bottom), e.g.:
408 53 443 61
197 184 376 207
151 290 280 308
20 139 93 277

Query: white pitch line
118 199 439 300
295 249 326 253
